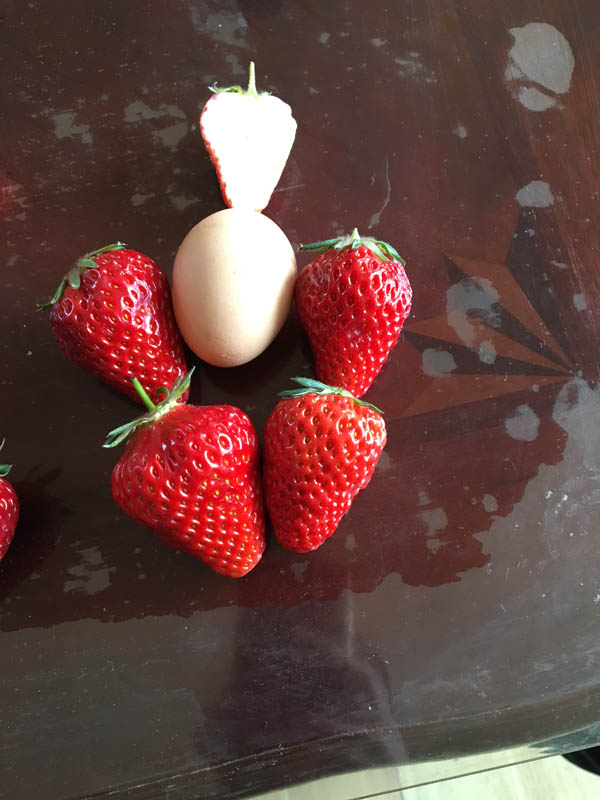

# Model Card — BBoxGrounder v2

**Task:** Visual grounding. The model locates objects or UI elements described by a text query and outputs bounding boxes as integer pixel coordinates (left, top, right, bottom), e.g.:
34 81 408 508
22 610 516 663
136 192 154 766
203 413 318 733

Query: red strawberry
263 378 387 553
296 229 412 397
40 243 188 405
0 440 19 562
200 61 297 212
105 370 266 578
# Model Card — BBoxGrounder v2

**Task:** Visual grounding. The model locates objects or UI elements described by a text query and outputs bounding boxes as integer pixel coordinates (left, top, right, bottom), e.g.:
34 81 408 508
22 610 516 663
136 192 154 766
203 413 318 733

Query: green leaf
103 368 195 449
289 377 331 390
299 237 341 253
67 267 81 289
299 229 403 263
0 440 12 476
37 278 68 311
277 377 384 415
103 420 142 449
209 61 270 98
37 242 128 310
85 242 127 259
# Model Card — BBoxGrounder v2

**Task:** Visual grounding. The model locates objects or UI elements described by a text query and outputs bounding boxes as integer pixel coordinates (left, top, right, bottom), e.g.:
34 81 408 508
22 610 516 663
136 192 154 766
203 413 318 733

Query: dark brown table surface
2 1 600 798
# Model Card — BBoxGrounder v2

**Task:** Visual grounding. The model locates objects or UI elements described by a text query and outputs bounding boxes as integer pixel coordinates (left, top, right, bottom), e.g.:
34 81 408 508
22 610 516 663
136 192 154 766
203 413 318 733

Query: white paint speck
290 562 309 584
446 276 500 347
124 101 185 123
371 37 386 48
63 547 115 595
551 260 567 269
573 293 587 311
421 507 448 534
224 52 245 76
168 192 199 211
506 23 575 94
368 157 391 229
422 348 457 377
418 490 431 506
153 121 188 150
478 339 497 364
505 404 540 442
454 124 468 139
482 494 499 513
52 111 93 145
516 180 554 208
130 192 155 207
319 32 330 44
376 450 394 472
517 86 558 112
395 53 437 83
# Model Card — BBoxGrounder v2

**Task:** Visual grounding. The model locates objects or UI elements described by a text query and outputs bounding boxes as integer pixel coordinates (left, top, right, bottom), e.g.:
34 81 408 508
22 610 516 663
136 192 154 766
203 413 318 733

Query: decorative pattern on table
402 247 574 418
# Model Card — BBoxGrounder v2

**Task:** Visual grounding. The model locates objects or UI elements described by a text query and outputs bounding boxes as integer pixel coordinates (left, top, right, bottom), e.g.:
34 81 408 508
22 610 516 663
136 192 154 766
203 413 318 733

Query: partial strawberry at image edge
296 229 412 398
200 61 297 212
0 440 19 562
263 378 387 554
104 370 266 579
39 242 188 406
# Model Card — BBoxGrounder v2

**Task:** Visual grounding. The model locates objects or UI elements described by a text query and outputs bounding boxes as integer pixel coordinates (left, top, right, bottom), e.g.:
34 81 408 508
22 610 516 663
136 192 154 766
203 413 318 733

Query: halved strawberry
200 61 297 212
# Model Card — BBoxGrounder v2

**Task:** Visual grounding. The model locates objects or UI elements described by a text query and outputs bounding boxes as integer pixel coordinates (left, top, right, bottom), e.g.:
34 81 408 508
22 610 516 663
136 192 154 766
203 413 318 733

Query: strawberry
0 440 19 562
104 370 266 578
200 61 297 212
263 378 387 553
296 229 412 397
40 243 188 405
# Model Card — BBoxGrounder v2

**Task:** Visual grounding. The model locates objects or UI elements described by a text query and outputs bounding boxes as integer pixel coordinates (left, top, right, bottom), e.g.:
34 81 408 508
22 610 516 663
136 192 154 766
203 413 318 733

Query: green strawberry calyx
37 242 127 311
299 228 404 264
103 369 194 449
279 377 383 415
209 61 270 100
0 439 12 478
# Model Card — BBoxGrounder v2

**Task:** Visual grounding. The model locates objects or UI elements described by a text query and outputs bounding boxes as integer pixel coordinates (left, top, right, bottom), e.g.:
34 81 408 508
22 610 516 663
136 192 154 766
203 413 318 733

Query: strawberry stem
132 378 157 413
0 439 12 478
209 61 270 98
247 61 258 98
38 241 127 310
279 377 383 414
103 369 194 449
300 230 404 264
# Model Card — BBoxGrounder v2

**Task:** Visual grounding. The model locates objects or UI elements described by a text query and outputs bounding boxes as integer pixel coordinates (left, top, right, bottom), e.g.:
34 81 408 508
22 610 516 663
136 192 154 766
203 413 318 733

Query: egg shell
172 208 297 367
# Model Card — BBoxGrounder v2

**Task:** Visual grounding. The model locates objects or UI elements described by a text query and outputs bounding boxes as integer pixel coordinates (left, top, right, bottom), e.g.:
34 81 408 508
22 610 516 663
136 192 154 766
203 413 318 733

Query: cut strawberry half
200 62 297 212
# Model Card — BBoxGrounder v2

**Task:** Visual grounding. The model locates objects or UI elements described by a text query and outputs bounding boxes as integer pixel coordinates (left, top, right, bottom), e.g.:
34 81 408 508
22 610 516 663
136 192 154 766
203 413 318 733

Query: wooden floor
253 756 600 799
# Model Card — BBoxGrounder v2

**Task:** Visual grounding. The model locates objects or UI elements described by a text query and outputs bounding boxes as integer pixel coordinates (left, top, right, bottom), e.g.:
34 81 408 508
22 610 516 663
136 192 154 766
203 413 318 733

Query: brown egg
172 209 297 367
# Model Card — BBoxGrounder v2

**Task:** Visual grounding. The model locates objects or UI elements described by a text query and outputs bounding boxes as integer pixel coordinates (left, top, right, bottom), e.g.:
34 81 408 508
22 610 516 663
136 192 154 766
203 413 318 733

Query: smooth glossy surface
172 209 296 367
2 1 600 798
